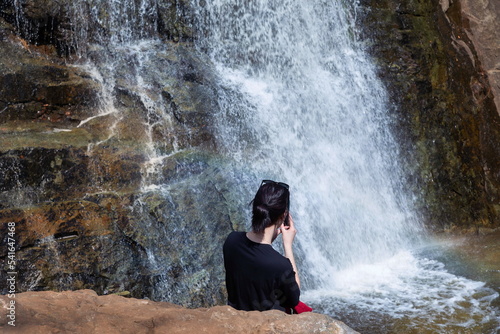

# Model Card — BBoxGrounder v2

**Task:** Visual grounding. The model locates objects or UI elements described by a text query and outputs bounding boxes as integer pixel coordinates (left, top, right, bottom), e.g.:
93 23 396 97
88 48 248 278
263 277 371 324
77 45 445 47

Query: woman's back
223 231 300 311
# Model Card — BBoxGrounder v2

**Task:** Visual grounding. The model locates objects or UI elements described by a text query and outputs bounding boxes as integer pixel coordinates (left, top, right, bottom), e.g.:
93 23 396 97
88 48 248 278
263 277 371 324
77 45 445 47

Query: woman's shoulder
226 231 245 240
224 231 246 247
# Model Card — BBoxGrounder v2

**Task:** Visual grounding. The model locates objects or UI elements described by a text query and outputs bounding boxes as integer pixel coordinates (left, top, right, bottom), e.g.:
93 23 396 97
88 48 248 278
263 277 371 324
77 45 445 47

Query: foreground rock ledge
0 290 358 334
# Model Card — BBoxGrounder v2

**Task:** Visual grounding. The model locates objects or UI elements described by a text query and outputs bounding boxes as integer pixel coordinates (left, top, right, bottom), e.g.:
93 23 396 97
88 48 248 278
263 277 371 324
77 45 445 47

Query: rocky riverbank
0 290 358 334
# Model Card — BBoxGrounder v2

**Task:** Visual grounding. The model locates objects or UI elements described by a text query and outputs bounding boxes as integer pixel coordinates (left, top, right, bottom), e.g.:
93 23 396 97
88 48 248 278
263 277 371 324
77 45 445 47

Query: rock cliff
460 0 500 113
357 0 500 231
0 290 358 334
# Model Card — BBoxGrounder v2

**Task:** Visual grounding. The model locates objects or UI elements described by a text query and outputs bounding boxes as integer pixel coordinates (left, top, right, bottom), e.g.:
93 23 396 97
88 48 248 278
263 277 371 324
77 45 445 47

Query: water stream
67 0 186 184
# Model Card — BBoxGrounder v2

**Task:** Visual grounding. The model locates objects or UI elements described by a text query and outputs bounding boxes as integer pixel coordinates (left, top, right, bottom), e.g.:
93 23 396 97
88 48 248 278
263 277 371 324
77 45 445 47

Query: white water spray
191 0 420 285
66 0 183 186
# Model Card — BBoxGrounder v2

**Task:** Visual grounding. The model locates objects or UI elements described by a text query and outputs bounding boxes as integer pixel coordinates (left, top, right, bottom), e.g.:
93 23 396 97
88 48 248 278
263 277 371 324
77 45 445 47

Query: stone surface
0 0 194 54
460 0 500 113
0 162 246 307
0 290 358 334
0 0 229 308
0 37 99 124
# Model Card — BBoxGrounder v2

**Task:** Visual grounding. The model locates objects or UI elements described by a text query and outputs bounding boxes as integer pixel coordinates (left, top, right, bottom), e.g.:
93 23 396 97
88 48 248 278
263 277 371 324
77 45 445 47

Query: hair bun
253 205 271 233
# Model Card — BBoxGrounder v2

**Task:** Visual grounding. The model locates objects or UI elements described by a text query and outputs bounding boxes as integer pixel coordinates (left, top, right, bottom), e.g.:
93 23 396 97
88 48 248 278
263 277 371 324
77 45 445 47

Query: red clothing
290 301 313 314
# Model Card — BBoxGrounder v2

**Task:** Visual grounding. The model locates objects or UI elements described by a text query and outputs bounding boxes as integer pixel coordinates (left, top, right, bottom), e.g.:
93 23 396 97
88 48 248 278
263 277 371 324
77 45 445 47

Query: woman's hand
280 213 300 288
280 213 297 248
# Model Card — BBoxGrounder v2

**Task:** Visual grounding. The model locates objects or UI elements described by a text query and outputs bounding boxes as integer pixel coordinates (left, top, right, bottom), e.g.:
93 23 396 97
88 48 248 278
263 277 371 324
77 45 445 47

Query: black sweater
223 231 300 311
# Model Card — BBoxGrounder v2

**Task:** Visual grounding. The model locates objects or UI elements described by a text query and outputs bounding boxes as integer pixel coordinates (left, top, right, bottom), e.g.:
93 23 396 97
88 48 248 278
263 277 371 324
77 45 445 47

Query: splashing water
191 0 500 332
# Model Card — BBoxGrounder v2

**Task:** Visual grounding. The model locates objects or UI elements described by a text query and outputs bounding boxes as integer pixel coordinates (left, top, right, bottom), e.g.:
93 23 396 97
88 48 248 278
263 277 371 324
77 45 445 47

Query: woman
223 180 301 312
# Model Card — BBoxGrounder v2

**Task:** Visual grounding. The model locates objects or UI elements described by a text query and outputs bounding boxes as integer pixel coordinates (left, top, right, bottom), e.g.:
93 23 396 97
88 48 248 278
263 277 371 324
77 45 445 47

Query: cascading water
191 0 500 332
192 0 418 285
66 0 182 170
6 0 226 306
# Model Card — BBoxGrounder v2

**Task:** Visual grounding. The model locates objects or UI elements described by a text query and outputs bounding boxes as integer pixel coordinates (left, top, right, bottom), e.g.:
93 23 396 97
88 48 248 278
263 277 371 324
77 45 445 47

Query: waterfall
190 0 421 286
66 0 185 186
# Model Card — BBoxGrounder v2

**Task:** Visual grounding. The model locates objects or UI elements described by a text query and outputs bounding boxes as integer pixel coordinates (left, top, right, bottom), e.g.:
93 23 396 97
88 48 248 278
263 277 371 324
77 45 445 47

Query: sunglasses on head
260 179 290 190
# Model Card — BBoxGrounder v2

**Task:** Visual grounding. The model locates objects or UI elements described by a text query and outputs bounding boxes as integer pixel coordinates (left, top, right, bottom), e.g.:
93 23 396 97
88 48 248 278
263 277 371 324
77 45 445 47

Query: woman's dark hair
251 181 290 233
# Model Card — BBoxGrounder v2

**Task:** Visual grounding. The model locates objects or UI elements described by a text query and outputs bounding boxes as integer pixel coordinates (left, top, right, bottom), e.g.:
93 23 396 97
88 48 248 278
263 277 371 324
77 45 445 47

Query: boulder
0 290 358 334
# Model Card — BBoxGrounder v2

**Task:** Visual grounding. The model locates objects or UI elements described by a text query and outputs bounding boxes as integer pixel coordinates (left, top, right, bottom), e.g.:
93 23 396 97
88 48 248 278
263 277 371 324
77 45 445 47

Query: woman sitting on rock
223 180 309 313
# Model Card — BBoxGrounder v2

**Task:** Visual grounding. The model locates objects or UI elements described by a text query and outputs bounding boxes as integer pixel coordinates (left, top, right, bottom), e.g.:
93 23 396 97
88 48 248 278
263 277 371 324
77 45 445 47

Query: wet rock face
448 0 500 113
0 0 194 54
356 0 500 231
0 37 100 124
0 159 241 306
0 0 232 308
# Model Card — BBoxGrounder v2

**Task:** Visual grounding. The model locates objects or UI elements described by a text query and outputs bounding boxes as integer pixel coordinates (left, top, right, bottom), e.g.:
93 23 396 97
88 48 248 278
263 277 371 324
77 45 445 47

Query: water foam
303 251 500 332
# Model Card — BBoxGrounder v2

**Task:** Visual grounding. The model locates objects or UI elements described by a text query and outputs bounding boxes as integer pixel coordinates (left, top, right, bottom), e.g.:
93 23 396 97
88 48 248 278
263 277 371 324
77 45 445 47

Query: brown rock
356 0 500 231
0 290 357 334
459 0 500 112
